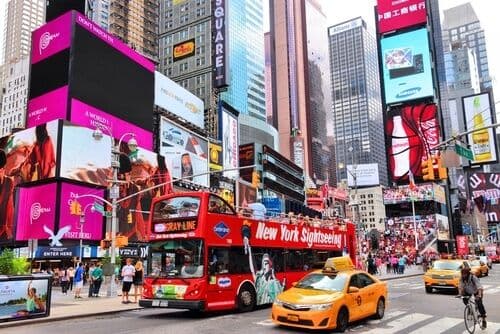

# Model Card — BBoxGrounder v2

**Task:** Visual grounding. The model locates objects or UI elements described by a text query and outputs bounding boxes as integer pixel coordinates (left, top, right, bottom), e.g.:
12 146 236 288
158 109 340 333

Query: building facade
88 0 110 30
0 57 29 136
268 0 332 185
328 18 387 186
357 186 386 233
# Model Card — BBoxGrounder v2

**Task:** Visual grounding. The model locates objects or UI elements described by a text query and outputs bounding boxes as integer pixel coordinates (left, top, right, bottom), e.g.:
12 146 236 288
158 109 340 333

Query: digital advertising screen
385 103 440 182
159 117 209 187
15 183 58 241
383 183 434 204
381 28 434 104
377 0 427 34
346 163 380 187
221 106 239 179
462 93 497 165
467 172 500 222
0 276 51 322
208 142 223 171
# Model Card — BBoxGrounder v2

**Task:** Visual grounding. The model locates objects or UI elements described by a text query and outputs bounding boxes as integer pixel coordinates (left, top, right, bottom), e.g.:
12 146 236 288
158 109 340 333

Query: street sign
105 211 112 218
455 144 474 160
93 202 105 214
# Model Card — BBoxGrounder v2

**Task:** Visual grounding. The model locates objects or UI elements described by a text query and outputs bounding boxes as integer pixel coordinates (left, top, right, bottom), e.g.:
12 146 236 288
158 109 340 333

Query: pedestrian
121 258 135 304
59 267 69 295
391 254 398 274
133 260 144 303
88 263 95 297
68 266 75 291
73 263 85 299
91 263 103 297
398 255 406 274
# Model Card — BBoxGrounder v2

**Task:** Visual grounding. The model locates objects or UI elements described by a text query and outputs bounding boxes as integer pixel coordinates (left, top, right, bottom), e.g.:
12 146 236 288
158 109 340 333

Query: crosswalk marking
409 285 422 290
486 287 500 294
482 284 493 289
460 321 500 334
365 313 433 333
409 317 462 333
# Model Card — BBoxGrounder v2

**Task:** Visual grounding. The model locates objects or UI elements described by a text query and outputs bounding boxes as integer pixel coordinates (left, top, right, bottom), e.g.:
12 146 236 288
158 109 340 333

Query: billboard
462 93 497 164
173 38 196 61
15 183 58 241
377 0 427 34
58 183 104 241
212 0 228 88
159 117 208 187
380 28 433 104
347 163 380 187
456 235 469 256
385 104 440 182
221 106 239 179
27 86 68 128
468 172 500 222
154 72 205 129
383 183 434 204
31 11 72 64
209 142 223 171
436 213 450 240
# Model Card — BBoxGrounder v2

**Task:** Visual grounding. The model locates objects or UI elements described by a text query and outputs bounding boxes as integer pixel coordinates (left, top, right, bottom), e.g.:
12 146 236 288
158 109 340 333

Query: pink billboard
31 11 72 64
377 0 427 34
59 183 104 241
15 183 57 241
70 98 153 150
27 86 68 128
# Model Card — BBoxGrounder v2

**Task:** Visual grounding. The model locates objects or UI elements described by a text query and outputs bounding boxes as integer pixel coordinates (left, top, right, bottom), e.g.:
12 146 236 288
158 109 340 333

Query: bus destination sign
154 220 198 233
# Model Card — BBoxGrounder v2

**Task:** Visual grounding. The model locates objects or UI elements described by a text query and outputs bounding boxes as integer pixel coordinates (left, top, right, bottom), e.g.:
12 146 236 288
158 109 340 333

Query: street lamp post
79 203 94 264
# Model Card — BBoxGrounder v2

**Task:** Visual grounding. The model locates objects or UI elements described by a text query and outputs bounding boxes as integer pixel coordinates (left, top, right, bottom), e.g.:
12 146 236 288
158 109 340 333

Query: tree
0 249 30 275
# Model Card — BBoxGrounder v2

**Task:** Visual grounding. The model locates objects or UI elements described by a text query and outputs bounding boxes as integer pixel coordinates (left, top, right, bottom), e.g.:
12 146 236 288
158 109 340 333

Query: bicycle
456 295 486 333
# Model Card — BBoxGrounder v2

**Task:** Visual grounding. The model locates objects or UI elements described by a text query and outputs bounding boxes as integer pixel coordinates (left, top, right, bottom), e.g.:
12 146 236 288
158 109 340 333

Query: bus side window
209 248 229 275
228 247 250 274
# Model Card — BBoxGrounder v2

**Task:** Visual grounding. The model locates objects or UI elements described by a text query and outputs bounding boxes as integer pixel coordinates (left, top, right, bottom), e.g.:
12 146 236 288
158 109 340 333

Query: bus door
206 247 236 310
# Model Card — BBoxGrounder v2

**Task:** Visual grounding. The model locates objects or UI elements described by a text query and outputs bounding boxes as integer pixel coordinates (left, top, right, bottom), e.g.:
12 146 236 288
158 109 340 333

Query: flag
408 170 416 191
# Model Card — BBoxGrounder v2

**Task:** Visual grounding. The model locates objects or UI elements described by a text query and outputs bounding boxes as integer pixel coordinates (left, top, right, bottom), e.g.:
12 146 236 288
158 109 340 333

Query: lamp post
79 203 95 264
92 127 137 297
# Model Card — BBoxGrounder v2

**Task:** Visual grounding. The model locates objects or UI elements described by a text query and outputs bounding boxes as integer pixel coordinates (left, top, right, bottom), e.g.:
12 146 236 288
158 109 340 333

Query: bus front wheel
237 284 256 312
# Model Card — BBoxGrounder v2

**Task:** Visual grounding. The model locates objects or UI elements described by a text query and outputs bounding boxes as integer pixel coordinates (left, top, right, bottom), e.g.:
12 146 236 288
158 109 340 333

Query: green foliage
0 249 30 275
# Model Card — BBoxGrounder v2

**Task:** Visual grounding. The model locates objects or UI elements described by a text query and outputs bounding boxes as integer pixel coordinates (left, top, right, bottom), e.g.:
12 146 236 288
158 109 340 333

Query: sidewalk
0 267 423 329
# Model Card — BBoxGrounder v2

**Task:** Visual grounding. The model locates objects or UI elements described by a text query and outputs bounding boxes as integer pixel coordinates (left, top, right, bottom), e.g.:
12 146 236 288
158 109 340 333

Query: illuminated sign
154 220 198 233
328 18 362 36
381 28 433 105
209 142 223 171
173 38 195 62
377 0 427 34
212 0 228 88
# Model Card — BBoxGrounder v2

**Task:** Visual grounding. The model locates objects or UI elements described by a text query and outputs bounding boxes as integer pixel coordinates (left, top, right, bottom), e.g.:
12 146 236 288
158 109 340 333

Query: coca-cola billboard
386 103 440 182
468 172 500 222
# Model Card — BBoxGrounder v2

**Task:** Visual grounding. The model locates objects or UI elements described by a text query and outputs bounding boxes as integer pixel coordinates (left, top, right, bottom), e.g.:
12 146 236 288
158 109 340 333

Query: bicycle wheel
464 304 476 334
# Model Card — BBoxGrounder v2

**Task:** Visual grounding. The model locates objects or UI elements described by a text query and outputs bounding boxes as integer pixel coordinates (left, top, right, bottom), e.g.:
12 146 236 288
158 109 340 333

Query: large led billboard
462 93 497 164
346 163 380 187
159 117 209 187
381 28 434 105
220 104 239 179
377 0 427 34
154 71 205 129
468 172 500 222
385 103 440 182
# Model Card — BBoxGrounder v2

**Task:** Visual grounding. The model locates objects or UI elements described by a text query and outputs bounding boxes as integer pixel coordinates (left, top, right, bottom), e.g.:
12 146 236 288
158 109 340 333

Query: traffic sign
93 202 105 214
455 144 473 160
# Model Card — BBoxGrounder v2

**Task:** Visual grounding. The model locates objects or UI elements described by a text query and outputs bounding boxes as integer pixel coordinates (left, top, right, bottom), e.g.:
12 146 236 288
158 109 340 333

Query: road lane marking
486 287 500 294
409 317 462 333
365 310 406 325
367 313 432 333
256 319 275 326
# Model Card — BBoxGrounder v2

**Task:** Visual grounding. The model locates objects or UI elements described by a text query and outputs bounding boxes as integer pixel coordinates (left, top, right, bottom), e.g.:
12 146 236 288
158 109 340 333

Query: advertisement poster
221 108 239 179
383 183 434 204
436 213 450 240
462 93 497 165
456 235 469 256
377 0 427 34
15 183 57 241
385 214 437 253
0 277 51 322
385 104 440 182
381 28 433 104
58 183 105 241
27 86 68 128
346 163 379 187
154 72 204 129
209 142 223 171
468 172 500 222
159 117 208 187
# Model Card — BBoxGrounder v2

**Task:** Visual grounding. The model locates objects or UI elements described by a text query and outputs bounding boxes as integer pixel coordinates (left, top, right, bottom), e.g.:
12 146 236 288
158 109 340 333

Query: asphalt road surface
4 267 500 334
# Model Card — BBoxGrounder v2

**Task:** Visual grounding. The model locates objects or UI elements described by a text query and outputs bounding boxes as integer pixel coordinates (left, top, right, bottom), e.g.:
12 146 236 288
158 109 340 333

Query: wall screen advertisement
59 183 104 241
381 28 434 105
0 277 51 322
154 72 205 129
159 117 208 187
221 108 239 179
15 183 57 241
377 0 427 34
346 163 380 187
385 104 440 182
462 93 497 164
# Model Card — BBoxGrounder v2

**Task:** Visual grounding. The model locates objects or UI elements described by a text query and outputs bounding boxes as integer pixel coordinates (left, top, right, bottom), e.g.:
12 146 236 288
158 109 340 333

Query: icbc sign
377 0 427 34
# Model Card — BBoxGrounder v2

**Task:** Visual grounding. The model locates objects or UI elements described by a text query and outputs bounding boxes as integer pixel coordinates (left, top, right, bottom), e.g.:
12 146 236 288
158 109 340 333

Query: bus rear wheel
237 284 256 312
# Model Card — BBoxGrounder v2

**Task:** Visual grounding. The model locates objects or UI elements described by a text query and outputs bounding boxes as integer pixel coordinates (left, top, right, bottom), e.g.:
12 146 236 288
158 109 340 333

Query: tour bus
139 191 357 312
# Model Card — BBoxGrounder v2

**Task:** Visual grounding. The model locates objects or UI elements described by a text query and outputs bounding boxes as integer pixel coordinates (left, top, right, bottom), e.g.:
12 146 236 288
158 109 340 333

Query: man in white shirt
121 258 135 304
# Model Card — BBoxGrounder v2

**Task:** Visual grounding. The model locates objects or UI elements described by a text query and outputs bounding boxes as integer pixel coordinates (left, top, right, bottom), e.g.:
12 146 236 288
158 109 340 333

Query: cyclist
459 264 487 329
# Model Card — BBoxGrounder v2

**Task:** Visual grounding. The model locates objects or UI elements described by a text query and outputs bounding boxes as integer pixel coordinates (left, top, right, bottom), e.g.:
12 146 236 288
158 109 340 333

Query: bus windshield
152 196 200 221
149 239 205 278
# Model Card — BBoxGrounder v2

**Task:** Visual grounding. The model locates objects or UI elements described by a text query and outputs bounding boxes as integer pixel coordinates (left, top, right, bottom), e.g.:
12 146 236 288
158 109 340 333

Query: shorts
134 281 143 286
75 281 83 289
122 281 133 292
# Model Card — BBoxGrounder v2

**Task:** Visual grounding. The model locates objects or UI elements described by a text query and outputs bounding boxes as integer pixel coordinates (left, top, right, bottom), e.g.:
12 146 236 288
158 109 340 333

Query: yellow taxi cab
469 259 489 277
423 259 464 294
271 256 387 332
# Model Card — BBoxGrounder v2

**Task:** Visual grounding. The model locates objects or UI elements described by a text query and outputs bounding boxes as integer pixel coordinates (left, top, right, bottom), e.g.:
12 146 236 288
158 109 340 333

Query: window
208 195 236 215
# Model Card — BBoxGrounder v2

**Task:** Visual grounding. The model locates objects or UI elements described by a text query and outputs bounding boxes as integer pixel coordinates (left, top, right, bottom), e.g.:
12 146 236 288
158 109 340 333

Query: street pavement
0 265 423 330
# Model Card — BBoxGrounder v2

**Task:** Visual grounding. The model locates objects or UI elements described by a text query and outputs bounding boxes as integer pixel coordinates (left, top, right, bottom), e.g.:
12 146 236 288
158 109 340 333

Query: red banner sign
456 235 469 256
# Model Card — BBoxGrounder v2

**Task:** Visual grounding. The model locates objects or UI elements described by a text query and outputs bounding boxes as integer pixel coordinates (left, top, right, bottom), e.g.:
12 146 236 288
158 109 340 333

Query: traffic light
252 171 260 188
70 200 82 216
421 156 435 181
127 212 133 224
100 239 111 249
116 235 128 247
437 156 448 180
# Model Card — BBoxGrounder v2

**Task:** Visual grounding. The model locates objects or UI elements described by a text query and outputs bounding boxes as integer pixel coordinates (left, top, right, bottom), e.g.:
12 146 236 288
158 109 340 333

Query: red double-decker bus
139 191 356 312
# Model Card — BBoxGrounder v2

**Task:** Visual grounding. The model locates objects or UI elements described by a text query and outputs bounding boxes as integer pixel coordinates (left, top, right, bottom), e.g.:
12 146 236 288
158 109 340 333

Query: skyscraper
268 0 332 184
442 3 492 90
328 18 387 186
0 57 29 136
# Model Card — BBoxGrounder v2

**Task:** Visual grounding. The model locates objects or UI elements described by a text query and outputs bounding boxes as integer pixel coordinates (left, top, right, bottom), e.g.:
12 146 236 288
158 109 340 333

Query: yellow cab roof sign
324 256 355 272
